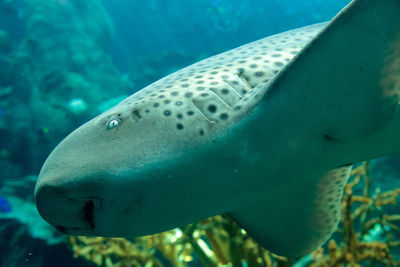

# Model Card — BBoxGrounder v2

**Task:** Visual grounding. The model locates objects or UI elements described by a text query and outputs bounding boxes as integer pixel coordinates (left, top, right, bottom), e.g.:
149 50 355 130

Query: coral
68 236 163 267
0 176 90 267
0 175 62 244
0 0 134 181
0 217 93 267
68 215 289 267
309 162 400 266
15 0 130 108
67 98 88 116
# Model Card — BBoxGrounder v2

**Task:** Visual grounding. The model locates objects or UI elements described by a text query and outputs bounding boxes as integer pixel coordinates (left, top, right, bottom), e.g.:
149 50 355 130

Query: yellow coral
68 215 283 267
310 162 400 267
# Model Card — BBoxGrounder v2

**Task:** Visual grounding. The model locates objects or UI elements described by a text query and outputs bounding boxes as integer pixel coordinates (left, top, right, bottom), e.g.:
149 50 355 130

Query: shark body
35 0 400 257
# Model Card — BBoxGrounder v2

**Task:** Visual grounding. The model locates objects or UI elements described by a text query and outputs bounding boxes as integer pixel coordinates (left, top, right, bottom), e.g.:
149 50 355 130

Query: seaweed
68 161 400 266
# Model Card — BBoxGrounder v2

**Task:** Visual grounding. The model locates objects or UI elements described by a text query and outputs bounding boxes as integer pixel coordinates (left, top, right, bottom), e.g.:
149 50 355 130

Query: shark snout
35 175 101 235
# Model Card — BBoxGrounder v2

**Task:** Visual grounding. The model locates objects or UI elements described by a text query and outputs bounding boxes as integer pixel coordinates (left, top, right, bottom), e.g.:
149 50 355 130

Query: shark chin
35 0 400 258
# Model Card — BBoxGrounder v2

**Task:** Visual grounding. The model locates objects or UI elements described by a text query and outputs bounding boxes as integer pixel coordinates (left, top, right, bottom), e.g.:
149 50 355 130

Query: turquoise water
2 0 400 266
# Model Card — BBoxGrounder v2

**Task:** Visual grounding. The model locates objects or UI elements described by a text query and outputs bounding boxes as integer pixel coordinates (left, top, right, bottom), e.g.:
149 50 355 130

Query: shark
35 0 400 258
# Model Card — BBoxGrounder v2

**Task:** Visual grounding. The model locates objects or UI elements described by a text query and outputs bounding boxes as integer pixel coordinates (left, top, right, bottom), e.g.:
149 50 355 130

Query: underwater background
2 0 400 266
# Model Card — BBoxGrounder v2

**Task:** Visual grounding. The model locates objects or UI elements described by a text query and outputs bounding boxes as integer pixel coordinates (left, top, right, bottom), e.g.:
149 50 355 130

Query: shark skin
35 0 400 258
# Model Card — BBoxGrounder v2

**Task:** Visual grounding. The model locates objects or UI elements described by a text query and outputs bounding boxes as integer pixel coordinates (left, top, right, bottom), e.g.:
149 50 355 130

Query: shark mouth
35 183 99 235
55 199 96 234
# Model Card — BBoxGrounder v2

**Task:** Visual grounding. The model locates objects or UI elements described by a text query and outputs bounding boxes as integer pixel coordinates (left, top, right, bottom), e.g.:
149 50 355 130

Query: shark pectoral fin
229 165 352 258
266 0 400 142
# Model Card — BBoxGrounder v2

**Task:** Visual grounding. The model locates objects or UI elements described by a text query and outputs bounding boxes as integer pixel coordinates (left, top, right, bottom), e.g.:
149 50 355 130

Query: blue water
4 0 400 266
102 0 350 72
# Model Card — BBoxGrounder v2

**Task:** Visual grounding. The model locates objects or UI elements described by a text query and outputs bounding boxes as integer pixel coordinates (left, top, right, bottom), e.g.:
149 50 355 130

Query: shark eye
106 118 121 129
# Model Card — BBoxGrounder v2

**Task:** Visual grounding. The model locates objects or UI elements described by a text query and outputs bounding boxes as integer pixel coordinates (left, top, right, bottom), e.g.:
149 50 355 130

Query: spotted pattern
112 24 325 139
303 165 352 254
381 38 400 109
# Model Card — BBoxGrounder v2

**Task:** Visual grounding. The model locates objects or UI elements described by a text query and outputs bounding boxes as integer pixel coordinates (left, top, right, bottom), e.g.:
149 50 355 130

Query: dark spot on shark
208 104 217 113
255 71 265 77
220 113 228 120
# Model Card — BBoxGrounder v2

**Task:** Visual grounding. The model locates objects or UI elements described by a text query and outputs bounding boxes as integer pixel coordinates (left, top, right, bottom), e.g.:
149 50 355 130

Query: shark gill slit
209 86 235 108
236 70 255 90
191 98 215 123
223 73 253 97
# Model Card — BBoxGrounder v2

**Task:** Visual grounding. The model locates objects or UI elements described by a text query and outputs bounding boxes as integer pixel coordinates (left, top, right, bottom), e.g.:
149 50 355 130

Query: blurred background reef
1 0 400 266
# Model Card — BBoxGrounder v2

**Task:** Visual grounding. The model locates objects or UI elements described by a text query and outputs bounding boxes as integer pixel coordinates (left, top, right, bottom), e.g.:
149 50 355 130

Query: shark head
35 101 232 236
35 0 400 258
34 23 311 237
34 87 253 237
